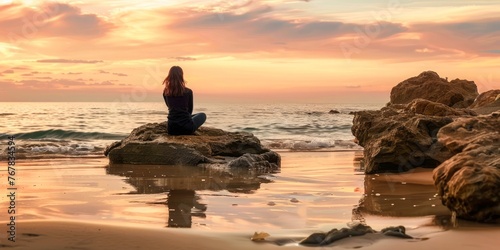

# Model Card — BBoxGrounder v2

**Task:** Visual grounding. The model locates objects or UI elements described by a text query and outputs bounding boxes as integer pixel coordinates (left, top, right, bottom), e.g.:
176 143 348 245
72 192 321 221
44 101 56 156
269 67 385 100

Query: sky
0 0 499 103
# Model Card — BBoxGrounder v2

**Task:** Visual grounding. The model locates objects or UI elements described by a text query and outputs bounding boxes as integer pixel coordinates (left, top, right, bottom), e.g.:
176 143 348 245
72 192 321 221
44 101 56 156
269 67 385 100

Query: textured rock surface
390 71 478 108
407 98 477 116
104 122 280 169
432 112 500 222
469 90 500 108
352 99 476 173
228 152 281 169
469 89 500 115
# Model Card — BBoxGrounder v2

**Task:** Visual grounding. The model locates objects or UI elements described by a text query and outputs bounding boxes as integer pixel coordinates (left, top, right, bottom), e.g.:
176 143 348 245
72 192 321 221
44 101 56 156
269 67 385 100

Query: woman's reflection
106 164 275 228
167 190 207 228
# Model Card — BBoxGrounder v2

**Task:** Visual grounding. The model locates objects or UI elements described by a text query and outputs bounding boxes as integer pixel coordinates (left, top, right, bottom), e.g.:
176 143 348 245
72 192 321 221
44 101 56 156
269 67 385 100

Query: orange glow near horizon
1 0 499 103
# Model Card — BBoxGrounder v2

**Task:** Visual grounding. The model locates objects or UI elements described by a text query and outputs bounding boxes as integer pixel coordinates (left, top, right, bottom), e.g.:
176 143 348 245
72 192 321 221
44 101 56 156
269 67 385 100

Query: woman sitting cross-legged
162 66 206 135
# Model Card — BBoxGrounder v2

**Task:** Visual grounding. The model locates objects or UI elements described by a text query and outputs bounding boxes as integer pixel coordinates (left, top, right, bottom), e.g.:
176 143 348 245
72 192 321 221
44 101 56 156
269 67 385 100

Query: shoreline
7 147 363 160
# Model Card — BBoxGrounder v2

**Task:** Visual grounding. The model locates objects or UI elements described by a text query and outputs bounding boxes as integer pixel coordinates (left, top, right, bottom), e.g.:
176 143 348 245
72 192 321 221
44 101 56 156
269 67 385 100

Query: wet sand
1 151 499 249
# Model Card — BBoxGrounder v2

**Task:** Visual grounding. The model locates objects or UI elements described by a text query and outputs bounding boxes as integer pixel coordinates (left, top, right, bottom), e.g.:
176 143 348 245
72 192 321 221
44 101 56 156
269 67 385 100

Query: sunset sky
1 0 499 103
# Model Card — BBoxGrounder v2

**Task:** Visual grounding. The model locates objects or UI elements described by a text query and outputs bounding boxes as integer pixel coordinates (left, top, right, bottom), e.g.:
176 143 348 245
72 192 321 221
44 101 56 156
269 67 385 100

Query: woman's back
162 66 206 135
164 88 194 135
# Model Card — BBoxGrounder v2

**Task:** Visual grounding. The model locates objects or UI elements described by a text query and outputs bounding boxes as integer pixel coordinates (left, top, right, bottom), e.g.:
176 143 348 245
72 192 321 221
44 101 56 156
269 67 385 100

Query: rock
432 112 500 222
406 98 477 116
300 233 327 245
469 89 500 114
251 232 270 241
390 71 478 108
352 71 498 221
469 90 500 108
228 151 280 171
300 224 413 246
473 99 500 115
300 224 375 246
380 226 413 239
329 109 340 114
352 99 476 173
104 122 280 169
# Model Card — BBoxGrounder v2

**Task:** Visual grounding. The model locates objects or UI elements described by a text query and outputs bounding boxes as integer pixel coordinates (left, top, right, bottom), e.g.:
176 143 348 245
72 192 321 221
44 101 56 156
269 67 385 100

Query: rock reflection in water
106 164 275 228
356 172 451 217
353 151 364 172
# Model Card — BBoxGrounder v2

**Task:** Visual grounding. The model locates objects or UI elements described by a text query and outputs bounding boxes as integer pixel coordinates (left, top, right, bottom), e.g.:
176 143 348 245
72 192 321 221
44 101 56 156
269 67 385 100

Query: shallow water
3 151 468 234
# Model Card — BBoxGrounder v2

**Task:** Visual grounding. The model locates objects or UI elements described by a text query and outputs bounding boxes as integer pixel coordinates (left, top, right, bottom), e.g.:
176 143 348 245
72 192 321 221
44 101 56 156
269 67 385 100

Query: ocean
0 102 383 158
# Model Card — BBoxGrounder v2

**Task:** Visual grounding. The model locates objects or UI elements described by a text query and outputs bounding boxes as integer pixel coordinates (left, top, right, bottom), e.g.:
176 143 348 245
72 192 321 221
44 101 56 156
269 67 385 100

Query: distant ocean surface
0 102 383 158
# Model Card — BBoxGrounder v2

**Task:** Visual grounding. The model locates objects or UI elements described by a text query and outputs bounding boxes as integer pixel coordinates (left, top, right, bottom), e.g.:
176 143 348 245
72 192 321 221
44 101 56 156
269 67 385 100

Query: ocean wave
0 139 107 159
0 129 126 140
262 139 362 151
1 137 362 159
275 125 314 131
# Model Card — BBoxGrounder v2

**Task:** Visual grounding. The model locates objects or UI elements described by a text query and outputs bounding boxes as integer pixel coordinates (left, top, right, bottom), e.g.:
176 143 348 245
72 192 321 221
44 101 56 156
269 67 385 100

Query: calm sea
0 102 383 158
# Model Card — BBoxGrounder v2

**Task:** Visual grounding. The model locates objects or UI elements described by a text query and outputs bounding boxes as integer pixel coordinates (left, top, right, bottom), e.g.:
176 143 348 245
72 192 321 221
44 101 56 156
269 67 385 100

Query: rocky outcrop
352 98 476 173
390 71 478 108
469 89 500 115
104 122 280 170
432 112 500 222
352 71 499 222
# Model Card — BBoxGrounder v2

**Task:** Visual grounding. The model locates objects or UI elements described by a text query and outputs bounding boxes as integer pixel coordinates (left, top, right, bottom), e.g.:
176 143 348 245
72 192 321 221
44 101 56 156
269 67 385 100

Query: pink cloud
0 2 113 43
413 18 500 57
152 4 408 59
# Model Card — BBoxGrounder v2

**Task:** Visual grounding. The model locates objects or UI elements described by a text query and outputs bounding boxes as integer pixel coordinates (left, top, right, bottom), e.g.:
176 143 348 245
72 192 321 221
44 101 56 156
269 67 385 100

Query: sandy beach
3 220 499 250
1 151 499 249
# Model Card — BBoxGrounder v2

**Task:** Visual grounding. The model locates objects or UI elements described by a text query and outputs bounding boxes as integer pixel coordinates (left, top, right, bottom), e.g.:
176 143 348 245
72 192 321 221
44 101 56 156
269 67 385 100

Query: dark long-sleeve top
163 88 194 135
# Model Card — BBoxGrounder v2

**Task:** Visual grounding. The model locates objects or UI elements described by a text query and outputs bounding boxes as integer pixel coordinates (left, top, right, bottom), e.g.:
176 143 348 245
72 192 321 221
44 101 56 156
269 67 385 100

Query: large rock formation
432 112 500 221
352 98 476 173
390 71 478 108
352 71 499 222
104 122 280 170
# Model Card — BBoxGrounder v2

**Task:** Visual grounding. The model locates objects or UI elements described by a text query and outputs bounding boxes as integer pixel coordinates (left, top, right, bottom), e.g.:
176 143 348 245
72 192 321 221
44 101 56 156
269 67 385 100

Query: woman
162 66 206 135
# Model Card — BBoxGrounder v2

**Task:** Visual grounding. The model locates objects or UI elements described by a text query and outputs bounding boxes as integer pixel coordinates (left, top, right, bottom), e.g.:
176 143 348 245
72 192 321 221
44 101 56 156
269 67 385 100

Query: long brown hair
163 66 186 96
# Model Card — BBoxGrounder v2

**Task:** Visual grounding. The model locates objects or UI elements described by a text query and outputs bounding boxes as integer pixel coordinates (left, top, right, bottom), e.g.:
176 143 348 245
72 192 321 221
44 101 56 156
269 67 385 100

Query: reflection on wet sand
106 164 276 228
356 168 451 218
167 190 202 228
